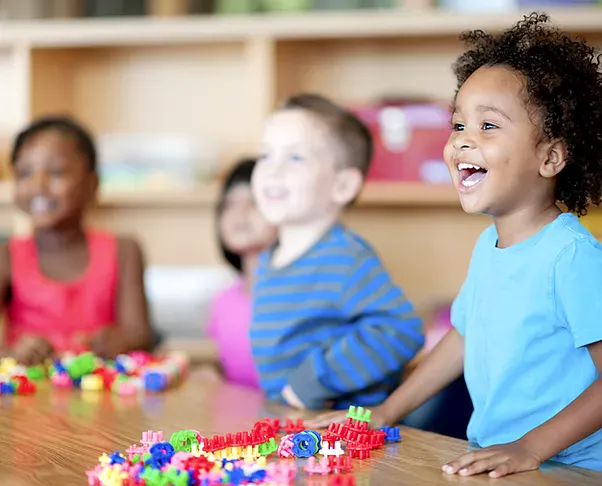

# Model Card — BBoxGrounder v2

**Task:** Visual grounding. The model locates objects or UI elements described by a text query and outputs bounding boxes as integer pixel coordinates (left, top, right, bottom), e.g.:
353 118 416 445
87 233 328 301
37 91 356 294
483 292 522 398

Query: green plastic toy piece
140 467 164 486
65 352 96 380
346 405 372 422
26 365 46 381
131 454 141 464
258 437 277 456
164 467 189 486
169 430 199 452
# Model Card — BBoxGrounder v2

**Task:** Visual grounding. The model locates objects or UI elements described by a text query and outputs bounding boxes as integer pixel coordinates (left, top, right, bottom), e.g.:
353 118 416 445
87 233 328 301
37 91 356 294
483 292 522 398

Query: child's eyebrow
477 105 512 121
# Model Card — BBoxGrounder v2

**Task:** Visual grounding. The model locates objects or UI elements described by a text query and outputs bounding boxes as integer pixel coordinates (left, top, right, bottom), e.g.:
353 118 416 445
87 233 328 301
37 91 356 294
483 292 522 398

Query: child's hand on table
85 326 129 359
306 404 393 429
12 335 55 365
281 385 306 409
442 440 543 479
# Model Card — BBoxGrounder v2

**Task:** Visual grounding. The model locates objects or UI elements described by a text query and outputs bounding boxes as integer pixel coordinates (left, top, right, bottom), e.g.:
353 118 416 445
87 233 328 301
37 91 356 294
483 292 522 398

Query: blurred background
0 0 601 357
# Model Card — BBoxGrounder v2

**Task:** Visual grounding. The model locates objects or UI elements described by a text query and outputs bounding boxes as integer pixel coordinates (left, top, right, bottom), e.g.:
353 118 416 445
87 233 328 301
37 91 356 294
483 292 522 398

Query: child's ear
332 168 363 206
86 172 100 204
539 140 567 179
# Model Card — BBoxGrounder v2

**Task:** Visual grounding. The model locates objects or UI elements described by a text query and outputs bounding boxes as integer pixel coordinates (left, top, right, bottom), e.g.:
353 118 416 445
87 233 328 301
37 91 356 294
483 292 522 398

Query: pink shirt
206 279 260 389
6 230 118 353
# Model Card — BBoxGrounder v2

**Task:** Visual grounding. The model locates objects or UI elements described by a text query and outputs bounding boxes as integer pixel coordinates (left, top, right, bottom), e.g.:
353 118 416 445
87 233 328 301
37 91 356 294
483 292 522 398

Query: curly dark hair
453 12 602 216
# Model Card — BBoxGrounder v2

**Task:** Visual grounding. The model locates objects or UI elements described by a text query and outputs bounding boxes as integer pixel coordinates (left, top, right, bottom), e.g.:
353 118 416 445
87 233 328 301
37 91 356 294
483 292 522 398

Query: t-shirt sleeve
450 280 468 336
554 239 602 348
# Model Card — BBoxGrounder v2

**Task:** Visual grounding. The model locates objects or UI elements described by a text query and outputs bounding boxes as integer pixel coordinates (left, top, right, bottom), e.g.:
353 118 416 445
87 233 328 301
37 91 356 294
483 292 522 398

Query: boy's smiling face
252 109 356 227
444 65 555 217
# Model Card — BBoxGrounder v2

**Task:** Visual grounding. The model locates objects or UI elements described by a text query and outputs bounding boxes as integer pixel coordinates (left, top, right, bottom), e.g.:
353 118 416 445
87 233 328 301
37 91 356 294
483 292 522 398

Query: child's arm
87 237 153 357
443 342 602 479
306 328 465 427
283 253 425 410
0 243 56 364
0 243 10 357
444 239 602 479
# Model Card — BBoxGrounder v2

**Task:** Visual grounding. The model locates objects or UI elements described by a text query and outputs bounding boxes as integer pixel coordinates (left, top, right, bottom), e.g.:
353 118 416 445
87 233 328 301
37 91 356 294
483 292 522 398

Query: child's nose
31 171 50 192
453 130 477 151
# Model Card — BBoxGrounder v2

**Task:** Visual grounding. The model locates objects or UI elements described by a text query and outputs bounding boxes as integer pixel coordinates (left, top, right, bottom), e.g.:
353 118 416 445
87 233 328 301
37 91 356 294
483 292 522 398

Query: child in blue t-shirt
309 13 602 477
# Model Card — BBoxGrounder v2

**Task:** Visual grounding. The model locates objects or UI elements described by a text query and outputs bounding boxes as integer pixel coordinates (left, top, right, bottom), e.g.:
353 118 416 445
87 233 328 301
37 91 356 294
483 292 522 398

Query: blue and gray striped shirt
250 223 424 410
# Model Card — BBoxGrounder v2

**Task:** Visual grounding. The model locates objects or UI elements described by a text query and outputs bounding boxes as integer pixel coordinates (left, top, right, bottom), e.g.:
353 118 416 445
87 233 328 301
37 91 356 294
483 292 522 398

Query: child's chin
459 198 486 216
30 214 62 230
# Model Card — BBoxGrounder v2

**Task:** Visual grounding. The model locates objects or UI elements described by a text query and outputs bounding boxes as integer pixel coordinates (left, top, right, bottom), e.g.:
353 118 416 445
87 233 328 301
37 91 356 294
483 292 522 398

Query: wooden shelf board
1 8 602 48
0 180 460 208
98 184 220 207
359 181 459 207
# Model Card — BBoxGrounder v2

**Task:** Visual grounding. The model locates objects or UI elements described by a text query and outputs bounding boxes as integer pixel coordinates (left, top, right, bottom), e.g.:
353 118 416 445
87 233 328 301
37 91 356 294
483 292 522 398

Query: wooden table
1 368 601 486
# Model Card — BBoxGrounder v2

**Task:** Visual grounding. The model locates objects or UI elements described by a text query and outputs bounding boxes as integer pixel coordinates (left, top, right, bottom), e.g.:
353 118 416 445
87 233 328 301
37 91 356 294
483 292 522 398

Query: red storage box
351 102 452 184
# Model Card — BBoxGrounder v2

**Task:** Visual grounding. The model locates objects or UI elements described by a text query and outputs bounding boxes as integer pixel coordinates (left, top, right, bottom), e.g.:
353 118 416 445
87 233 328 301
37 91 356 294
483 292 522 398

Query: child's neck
34 225 86 252
241 253 259 293
272 214 338 269
493 202 561 248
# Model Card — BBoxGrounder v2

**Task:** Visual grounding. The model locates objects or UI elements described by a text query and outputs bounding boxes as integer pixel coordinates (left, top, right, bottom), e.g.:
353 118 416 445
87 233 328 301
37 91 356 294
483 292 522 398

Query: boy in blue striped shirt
250 94 425 410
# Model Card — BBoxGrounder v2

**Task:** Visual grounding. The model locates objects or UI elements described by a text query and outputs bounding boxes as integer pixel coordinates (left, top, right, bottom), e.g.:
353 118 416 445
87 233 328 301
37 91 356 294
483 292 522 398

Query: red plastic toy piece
252 419 276 440
282 418 305 434
328 455 353 473
182 455 213 471
13 376 36 394
329 475 356 486
347 441 371 460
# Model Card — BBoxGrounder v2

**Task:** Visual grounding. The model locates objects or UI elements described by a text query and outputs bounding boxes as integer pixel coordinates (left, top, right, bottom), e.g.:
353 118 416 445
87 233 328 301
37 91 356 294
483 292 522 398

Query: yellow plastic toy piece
98 464 127 486
98 453 111 466
0 357 17 374
81 374 104 392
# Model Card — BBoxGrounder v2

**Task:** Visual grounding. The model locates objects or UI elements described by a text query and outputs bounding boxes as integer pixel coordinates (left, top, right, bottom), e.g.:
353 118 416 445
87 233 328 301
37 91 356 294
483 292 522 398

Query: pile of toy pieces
0 350 189 396
85 405 402 486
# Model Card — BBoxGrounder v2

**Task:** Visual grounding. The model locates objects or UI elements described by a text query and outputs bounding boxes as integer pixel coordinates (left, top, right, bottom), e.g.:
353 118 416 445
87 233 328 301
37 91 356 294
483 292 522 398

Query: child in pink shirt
206 158 277 388
0 116 155 364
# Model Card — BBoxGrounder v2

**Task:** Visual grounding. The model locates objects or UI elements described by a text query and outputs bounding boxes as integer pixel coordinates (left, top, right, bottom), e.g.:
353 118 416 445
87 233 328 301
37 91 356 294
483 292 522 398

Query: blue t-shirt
452 213 602 471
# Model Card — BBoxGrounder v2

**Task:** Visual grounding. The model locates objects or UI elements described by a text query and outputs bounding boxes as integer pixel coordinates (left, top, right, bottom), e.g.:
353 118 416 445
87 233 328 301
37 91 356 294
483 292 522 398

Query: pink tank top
6 230 119 353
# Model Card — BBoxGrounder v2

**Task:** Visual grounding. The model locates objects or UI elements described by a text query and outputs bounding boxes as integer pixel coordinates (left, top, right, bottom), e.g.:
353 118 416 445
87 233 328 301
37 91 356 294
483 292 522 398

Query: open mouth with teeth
458 163 488 188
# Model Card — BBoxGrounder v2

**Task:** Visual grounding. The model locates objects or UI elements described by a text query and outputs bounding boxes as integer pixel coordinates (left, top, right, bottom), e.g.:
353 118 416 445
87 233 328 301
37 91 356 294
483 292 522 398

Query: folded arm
285 254 425 409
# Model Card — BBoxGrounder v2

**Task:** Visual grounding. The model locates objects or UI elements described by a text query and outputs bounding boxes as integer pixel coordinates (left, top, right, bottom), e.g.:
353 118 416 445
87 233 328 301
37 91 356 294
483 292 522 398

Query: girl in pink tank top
0 116 154 365
205 158 277 388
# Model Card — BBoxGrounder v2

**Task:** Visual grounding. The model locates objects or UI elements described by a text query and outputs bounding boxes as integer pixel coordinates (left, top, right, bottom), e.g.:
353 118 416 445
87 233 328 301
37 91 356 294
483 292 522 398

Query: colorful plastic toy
291 430 322 458
85 404 400 484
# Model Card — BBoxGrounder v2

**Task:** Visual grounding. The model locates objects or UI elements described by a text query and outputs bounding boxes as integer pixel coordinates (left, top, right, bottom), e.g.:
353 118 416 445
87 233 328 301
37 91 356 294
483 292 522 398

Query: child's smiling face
13 130 97 230
252 109 347 227
444 65 556 217
219 182 277 255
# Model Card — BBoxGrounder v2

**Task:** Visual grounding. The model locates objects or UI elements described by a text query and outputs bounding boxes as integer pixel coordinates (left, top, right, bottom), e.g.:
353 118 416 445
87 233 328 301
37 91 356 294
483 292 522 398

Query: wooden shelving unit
1 6 600 312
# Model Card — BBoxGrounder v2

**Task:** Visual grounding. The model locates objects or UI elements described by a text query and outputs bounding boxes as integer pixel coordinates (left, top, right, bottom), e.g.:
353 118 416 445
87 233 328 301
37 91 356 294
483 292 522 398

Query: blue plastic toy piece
53 360 67 374
114 359 128 374
291 430 321 458
0 382 15 394
248 469 267 483
227 467 246 486
149 441 175 467
144 372 167 392
380 426 402 443
109 451 126 465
